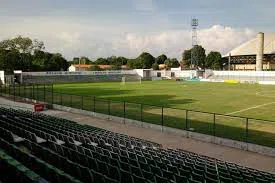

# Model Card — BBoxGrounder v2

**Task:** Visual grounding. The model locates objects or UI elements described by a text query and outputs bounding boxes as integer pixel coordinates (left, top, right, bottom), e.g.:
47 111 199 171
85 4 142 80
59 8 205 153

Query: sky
1 0 275 60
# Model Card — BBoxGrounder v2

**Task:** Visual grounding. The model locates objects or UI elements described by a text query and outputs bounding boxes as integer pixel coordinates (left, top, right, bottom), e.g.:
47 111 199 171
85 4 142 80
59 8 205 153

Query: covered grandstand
224 32 275 71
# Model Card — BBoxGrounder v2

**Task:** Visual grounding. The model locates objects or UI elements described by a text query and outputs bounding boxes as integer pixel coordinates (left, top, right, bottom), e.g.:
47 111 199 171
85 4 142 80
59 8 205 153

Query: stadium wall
21 70 138 84
149 70 196 78
213 71 275 77
134 69 197 79
258 81 275 85
207 71 275 84
22 70 136 76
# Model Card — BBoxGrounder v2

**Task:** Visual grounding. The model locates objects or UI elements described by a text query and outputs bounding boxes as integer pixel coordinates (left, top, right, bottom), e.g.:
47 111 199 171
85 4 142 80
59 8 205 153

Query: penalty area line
226 101 275 115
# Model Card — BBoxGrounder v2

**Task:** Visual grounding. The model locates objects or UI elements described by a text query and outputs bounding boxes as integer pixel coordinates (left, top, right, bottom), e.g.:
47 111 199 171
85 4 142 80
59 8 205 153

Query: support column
256 32 264 71
228 53 231 71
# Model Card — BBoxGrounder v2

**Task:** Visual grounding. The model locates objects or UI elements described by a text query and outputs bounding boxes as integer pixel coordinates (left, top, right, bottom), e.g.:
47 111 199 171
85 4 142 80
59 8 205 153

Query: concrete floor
1 97 275 174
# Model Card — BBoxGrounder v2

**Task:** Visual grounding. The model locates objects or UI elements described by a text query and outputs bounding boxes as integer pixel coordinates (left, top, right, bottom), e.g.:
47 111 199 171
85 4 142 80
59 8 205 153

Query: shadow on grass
106 95 196 107
53 87 133 98
55 94 275 148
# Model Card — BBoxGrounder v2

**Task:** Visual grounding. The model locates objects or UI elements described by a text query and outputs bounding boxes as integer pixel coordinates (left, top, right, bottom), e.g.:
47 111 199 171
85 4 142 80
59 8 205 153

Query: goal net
121 75 142 85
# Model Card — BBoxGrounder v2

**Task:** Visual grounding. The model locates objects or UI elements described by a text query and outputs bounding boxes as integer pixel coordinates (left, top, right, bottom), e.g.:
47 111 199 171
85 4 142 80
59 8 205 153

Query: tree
0 36 49 72
33 39 45 53
107 56 116 65
0 36 44 54
72 57 79 63
191 45 206 69
127 59 143 69
44 53 68 71
116 56 128 65
136 52 155 69
88 65 102 71
181 49 192 68
0 49 21 74
205 51 222 70
110 64 121 70
152 62 159 70
80 57 92 64
32 50 46 71
164 58 180 70
155 54 167 64
94 57 108 65
171 58 180 67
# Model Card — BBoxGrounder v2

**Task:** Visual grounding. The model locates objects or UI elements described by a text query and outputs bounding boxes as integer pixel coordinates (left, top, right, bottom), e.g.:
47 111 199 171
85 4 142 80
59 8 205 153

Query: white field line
226 101 275 115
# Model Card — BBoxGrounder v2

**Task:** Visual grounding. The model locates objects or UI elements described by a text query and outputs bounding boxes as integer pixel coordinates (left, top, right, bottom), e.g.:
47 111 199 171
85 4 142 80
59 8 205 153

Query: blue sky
1 0 275 60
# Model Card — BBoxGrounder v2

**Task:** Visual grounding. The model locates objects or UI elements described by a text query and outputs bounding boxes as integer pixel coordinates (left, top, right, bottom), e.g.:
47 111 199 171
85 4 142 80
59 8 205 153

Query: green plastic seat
120 168 134 183
174 173 188 183
130 164 143 177
16 164 29 173
104 175 120 183
142 170 155 182
255 177 270 183
107 164 120 181
24 170 41 181
7 158 21 167
162 169 175 181
219 175 233 183
154 174 168 183
132 174 146 183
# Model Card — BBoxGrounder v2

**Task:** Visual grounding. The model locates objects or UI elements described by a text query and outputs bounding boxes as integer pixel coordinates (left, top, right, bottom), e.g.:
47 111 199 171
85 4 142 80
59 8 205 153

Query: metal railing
0 84 275 148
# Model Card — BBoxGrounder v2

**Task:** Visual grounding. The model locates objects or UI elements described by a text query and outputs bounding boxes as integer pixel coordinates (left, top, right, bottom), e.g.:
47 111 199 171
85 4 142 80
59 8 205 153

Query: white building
68 64 91 72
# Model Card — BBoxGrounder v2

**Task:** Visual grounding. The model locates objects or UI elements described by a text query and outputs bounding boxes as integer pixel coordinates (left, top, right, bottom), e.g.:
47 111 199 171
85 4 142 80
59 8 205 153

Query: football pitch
54 80 275 120
49 80 275 147
5 80 275 147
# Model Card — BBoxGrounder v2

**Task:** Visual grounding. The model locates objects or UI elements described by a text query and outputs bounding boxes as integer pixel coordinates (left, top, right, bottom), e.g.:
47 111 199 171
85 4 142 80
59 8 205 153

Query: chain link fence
0 83 275 148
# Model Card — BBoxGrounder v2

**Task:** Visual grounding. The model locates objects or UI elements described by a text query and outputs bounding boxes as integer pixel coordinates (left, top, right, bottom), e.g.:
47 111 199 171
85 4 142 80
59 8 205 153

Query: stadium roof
224 33 275 57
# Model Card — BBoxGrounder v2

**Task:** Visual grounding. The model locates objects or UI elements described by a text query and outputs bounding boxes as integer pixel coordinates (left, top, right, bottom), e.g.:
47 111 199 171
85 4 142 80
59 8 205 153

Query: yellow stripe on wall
224 80 239 83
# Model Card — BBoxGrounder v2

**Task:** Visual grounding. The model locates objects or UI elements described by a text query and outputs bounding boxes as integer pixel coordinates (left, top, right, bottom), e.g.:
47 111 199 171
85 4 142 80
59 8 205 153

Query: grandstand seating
22 74 140 84
0 107 274 183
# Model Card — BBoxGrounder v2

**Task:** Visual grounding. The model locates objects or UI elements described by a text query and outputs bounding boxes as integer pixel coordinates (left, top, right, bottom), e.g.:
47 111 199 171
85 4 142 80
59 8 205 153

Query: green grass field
2 80 275 147
53 81 275 120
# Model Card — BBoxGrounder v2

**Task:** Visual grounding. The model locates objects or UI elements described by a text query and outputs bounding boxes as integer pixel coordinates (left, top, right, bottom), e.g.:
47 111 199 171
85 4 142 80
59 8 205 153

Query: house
68 64 91 72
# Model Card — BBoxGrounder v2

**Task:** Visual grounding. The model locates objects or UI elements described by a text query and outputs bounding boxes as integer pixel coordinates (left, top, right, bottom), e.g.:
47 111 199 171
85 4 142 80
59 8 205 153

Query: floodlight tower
191 18 199 68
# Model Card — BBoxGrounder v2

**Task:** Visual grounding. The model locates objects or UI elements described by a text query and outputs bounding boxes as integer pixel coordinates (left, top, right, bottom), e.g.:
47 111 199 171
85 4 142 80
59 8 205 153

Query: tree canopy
205 51 222 70
0 36 68 72
152 62 159 70
136 52 155 69
164 58 180 70
191 45 206 69
0 36 224 72
181 49 192 68
181 45 219 70
155 54 167 64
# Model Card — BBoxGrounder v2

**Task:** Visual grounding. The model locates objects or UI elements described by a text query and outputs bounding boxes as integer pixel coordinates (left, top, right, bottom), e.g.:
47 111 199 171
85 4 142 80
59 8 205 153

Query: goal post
121 76 126 85
121 75 142 84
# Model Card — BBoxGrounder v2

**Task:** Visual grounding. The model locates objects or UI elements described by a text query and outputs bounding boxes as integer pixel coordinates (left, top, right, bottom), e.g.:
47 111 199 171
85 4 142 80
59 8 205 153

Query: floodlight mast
191 18 198 69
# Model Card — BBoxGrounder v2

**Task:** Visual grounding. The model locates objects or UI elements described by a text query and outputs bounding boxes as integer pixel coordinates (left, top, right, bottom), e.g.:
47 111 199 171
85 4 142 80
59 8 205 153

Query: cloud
198 25 255 55
0 16 256 60
132 0 155 12
112 25 256 59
